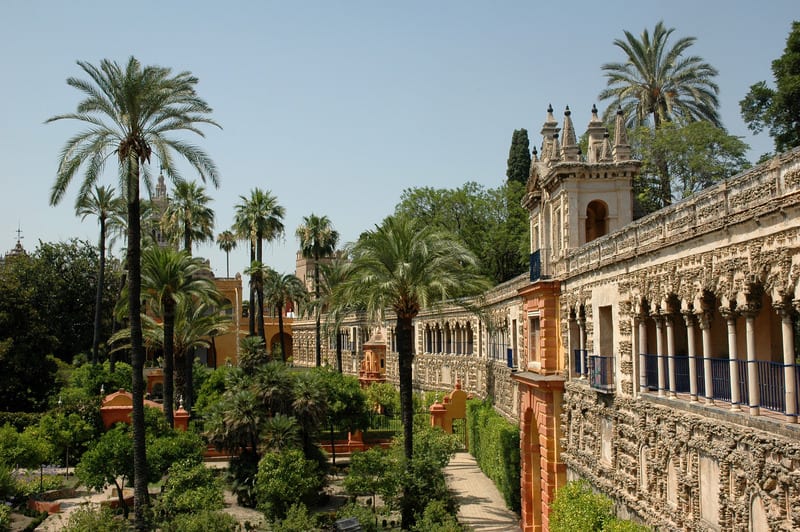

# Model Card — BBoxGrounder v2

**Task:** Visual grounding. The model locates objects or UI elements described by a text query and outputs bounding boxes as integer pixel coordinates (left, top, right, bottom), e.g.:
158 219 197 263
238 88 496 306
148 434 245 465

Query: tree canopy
740 21 800 155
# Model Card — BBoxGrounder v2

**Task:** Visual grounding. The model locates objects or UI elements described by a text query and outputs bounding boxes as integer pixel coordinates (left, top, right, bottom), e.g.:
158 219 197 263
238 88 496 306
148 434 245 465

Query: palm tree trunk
256 235 266 345
163 299 175 428
248 241 255 336
225 250 230 278
110 271 126 373
277 304 286 362
397 314 415 530
91 216 106 365
127 163 149 530
314 259 322 367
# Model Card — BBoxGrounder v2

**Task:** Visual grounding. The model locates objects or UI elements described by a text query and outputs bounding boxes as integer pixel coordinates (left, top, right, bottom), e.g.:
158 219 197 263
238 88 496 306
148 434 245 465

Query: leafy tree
234 189 286 338
313 368 369 464
631 121 750 208
76 185 124 365
0 423 52 470
318 254 356 372
296 214 339 366
161 180 215 254
238 336 269 370
337 215 489 528
270 503 320 532
76 426 134 518
344 447 393 510
600 22 720 207
506 128 531 184
216 229 237 278
48 57 220 528
36 410 95 473
740 21 800 154
155 459 224 523
365 382 400 416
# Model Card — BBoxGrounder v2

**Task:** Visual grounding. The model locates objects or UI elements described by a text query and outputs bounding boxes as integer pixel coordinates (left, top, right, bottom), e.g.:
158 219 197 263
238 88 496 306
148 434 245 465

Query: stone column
683 311 698 402
779 302 797 423
721 308 741 411
639 315 648 393
699 313 714 404
578 316 587 378
743 308 760 416
655 315 666 397
665 314 677 398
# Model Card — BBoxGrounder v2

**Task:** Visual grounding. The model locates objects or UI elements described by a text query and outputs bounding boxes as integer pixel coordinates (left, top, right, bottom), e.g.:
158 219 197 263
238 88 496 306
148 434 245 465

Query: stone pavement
444 451 521 531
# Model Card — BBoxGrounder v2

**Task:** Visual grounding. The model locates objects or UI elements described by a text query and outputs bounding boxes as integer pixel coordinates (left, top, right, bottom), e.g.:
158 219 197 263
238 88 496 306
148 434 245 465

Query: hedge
466 399 520 512
0 413 41 431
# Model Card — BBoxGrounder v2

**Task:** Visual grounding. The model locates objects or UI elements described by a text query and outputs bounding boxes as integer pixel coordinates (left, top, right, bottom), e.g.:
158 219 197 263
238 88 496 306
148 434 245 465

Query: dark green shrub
0 464 14 499
0 505 10 532
255 449 325 520
0 413 41 431
465 399 520 512
156 460 224 522
411 499 463 532
336 502 378 532
161 510 237 532
63 506 131 531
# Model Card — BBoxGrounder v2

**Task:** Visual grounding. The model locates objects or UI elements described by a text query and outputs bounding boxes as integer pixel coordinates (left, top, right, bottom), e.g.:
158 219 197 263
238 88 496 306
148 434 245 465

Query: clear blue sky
1 1 796 277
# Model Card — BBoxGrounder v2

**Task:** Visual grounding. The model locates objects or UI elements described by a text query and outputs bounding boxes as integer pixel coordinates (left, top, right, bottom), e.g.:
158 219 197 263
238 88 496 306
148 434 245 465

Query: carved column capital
681 310 696 328
719 306 737 321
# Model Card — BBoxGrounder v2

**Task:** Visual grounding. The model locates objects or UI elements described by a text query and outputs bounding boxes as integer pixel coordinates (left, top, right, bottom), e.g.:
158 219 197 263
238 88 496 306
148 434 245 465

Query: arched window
586 200 609 243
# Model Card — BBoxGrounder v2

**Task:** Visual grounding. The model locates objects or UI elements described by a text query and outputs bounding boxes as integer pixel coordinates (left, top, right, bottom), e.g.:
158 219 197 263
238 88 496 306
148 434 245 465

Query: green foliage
69 361 133 396
393 182 527 283
312 367 370 434
238 336 269 371
343 447 393 507
365 382 399 415
0 504 9 532
146 429 205 480
336 502 378 532
411 499 463 532
35 410 97 467
14 473 64 497
506 128 532 185
155 460 224 523
193 364 238 419
255 449 325 520
270 503 321 532
0 412 41 432
466 399 520 512
549 479 649 532
0 424 52 470
0 464 15 499
226 451 260 508
63 505 131 532
76 426 132 494
630 121 750 212
161 510 238 532
741 21 800 153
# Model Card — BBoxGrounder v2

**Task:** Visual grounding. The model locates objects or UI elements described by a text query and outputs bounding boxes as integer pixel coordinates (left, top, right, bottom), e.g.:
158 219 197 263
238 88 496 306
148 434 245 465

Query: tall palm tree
319 255 355 373
263 269 307 362
234 189 286 337
76 185 124 365
217 230 237 278
48 57 219 528
245 260 269 347
600 22 720 207
162 180 215 254
296 214 339 367
140 246 217 426
337 215 489 529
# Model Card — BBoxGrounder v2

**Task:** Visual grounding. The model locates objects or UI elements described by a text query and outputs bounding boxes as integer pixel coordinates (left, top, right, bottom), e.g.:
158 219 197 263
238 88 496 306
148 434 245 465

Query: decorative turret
599 130 613 162
586 104 606 163
539 104 560 163
560 106 580 161
549 132 561 163
612 106 632 161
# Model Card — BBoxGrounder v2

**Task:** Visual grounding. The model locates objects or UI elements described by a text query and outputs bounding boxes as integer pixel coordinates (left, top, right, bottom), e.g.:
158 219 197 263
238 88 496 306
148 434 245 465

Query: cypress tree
506 129 531 185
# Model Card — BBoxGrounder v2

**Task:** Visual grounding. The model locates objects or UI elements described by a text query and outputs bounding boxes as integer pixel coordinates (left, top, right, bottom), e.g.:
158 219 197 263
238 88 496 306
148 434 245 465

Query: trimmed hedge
550 480 650 532
466 399 520 512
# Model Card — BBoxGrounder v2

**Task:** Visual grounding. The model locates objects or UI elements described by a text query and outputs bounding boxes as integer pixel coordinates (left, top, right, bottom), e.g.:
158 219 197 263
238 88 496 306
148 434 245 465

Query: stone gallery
292 105 800 531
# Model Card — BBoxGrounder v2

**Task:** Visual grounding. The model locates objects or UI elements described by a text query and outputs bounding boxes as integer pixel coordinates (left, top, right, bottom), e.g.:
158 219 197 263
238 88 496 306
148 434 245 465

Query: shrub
0 505 10 532
15 473 64 497
0 413 41 432
156 460 224 522
0 463 15 499
63 505 131 532
411 499 463 532
550 480 614 532
466 399 520 512
336 502 378 532
161 510 238 532
255 449 325 520
270 503 321 532
69 361 132 397
604 518 651 531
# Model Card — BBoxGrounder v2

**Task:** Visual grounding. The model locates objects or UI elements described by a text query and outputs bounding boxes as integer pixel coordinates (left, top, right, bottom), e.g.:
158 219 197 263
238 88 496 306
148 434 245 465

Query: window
529 315 541 365
586 200 609 243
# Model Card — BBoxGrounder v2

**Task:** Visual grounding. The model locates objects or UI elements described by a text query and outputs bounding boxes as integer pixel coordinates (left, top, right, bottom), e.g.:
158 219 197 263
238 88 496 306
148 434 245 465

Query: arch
585 200 609 243
749 493 769 531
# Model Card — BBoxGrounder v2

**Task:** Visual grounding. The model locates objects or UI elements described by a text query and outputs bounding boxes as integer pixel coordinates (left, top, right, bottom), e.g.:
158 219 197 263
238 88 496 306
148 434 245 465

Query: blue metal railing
643 354 658 390
589 355 614 391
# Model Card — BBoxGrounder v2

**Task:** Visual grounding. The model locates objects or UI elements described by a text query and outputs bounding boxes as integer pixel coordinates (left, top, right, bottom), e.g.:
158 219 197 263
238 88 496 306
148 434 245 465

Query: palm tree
296 214 339 367
48 57 219 528
337 215 489 529
140 246 217 426
76 185 124 365
245 260 269 347
600 22 720 207
234 189 286 337
263 269 307 362
217 230 237 278
319 255 355 373
161 180 215 254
